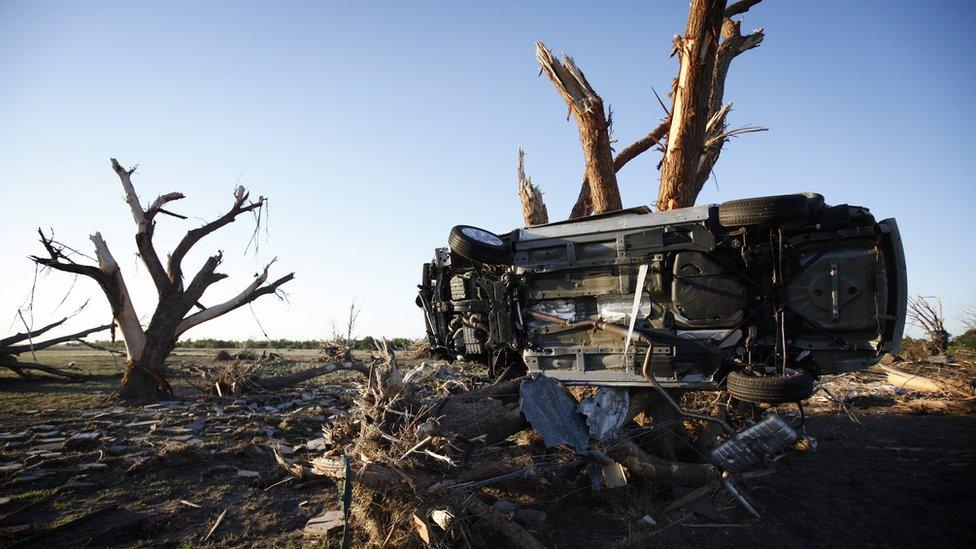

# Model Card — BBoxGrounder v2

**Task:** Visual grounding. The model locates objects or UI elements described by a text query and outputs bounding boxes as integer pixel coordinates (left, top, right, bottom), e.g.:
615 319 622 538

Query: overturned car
417 194 906 403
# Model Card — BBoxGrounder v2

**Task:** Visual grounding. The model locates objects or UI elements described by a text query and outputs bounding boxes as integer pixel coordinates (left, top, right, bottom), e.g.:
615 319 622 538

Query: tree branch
0 358 84 381
725 0 762 17
178 252 229 316
31 230 145 360
110 158 183 295
1 323 113 355
689 16 765 197
168 186 264 287
0 316 69 347
31 229 108 282
570 118 672 218
174 261 294 336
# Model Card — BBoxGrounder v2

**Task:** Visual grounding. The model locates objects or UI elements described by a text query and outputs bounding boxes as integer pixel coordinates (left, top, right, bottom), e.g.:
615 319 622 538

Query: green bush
953 328 976 350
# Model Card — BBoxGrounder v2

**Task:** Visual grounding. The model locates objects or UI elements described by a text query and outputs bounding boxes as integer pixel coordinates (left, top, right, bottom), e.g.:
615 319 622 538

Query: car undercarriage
418 193 907 403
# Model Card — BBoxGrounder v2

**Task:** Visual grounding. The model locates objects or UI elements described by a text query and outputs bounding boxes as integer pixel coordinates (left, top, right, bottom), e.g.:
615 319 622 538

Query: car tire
718 193 824 227
726 370 815 404
449 225 511 264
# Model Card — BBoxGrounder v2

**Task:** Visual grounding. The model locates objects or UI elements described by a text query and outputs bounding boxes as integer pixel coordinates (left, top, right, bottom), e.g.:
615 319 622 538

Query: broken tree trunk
434 378 529 443
531 0 766 219
256 362 371 392
31 158 294 401
516 148 549 227
656 0 726 211
883 366 972 399
536 42 621 215
604 437 717 486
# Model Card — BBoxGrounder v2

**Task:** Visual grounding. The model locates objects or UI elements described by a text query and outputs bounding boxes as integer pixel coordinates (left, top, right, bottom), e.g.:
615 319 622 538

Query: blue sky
1 1 974 341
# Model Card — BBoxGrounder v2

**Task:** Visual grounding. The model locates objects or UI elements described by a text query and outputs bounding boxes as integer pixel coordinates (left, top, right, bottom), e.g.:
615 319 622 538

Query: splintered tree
32 159 294 401
521 0 765 222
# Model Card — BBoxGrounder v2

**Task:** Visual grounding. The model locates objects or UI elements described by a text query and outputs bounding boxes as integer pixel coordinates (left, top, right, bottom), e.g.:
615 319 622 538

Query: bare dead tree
31 159 294 401
524 0 766 220
907 295 950 355
516 148 548 226
344 298 363 349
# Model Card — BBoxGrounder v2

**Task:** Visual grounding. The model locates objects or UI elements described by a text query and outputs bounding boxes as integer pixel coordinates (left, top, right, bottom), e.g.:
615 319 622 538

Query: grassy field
0 347 340 418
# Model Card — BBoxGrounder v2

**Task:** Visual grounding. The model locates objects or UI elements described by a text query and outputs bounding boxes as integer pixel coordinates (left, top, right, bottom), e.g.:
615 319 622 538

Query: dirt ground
0 349 973 548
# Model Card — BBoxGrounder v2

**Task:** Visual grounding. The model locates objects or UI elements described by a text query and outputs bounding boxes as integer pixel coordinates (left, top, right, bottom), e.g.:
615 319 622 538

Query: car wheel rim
461 227 503 246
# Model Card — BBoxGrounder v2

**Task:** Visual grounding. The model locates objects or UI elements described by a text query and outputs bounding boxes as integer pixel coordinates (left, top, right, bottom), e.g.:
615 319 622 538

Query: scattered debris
430 508 455 530
710 415 799 475
304 510 345 538
519 374 590 452
203 509 228 542
578 387 631 440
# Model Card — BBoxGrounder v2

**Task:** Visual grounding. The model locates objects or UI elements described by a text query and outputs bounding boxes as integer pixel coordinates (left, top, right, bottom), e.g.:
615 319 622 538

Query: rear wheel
718 193 824 227
449 225 510 264
726 369 815 404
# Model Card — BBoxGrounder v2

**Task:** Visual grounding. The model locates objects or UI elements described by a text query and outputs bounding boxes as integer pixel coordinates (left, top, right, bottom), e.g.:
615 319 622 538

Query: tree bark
604 437 717 486
656 0 726 211
257 362 371 392
536 42 621 215
570 119 671 218
517 148 549 227
689 17 765 199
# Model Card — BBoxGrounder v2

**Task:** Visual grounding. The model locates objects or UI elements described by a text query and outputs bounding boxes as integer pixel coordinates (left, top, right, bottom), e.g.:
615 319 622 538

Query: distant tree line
86 337 416 351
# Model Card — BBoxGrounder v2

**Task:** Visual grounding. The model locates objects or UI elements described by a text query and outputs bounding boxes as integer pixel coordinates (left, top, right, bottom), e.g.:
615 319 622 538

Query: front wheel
449 225 511 264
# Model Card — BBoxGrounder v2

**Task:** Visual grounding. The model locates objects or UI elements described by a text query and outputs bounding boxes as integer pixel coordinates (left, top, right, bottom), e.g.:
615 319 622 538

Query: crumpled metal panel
710 415 798 474
577 387 630 441
519 374 590 453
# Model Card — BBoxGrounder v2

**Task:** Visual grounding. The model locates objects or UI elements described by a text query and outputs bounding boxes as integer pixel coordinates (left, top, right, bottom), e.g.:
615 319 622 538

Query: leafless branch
725 0 763 17
175 260 295 336
1 323 114 355
959 298 976 332
168 185 266 287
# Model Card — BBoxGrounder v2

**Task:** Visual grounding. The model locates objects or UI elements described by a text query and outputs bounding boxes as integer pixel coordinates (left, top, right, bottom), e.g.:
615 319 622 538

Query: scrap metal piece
721 472 760 519
519 374 590 452
710 415 798 475
623 263 649 361
602 461 628 489
578 387 630 441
